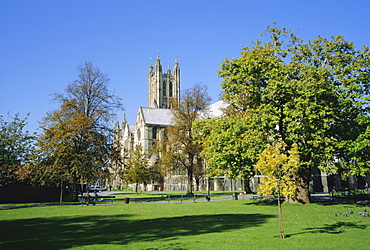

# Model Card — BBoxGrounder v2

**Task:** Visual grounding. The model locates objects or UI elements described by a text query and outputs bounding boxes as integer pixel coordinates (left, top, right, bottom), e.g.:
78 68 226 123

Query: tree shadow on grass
242 200 278 206
287 221 367 237
114 193 167 203
0 212 274 249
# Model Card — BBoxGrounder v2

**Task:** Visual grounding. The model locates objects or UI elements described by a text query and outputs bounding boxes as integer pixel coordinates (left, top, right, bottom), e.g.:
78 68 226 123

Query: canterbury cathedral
108 55 354 193
109 55 234 192
108 55 369 194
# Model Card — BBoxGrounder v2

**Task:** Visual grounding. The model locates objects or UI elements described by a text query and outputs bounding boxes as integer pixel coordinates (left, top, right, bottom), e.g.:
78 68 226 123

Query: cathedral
108 55 356 194
109 55 233 192
110 55 183 191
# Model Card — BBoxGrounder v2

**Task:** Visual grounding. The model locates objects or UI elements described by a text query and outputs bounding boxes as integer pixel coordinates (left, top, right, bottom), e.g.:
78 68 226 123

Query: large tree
0 113 35 186
218 25 370 203
32 61 123 200
194 111 266 192
159 83 211 194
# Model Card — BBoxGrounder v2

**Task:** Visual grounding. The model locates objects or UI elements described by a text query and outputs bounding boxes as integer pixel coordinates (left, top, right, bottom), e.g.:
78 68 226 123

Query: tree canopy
194 111 266 191
0 113 35 186
123 144 151 193
255 140 300 198
29 61 123 199
158 83 211 194
216 25 370 203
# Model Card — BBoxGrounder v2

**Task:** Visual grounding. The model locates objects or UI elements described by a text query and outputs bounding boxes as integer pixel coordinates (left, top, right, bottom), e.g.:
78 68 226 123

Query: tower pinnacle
148 54 180 109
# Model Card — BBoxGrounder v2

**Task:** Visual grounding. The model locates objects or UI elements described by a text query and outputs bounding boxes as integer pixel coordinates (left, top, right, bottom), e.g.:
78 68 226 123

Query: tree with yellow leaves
254 139 300 238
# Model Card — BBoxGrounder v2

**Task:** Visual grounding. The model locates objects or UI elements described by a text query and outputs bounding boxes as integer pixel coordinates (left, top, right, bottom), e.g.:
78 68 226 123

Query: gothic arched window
137 129 141 141
169 81 173 97
152 127 157 139
163 81 166 96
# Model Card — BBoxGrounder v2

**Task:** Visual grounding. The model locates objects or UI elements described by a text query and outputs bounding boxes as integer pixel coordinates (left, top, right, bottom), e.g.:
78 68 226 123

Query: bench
79 195 116 205
79 195 101 205
329 189 369 203
330 189 356 198
252 194 279 201
101 196 116 204
252 195 264 200
164 194 196 203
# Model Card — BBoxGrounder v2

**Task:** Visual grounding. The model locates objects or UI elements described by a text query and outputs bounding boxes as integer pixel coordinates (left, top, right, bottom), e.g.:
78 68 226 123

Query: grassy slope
0 200 369 249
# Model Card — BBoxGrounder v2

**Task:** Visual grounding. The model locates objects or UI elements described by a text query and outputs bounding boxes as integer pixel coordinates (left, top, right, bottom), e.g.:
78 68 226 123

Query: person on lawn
84 191 91 206
91 191 99 205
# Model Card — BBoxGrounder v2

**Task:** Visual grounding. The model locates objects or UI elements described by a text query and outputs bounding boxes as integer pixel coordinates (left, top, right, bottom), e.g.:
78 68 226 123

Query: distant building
110 55 368 194
110 55 180 191
109 55 231 192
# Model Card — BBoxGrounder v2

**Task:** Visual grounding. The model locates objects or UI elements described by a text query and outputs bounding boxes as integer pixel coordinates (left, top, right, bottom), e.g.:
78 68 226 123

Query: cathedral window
162 81 166 96
137 129 141 141
169 82 173 97
152 127 157 139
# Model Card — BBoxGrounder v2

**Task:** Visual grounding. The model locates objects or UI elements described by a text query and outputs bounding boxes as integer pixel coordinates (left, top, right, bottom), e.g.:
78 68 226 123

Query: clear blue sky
1 0 369 133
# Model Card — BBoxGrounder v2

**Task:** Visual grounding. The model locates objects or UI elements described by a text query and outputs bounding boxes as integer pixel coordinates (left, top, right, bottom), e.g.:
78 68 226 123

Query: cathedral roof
207 100 228 118
197 100 228 120
141 107 174 126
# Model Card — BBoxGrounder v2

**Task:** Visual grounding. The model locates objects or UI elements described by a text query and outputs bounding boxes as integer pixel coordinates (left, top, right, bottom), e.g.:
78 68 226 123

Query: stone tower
148 55 180 109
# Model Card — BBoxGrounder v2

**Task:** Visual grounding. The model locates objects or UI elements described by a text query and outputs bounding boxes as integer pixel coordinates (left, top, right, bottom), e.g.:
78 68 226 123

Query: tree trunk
277 188 285 238
59 179 63 207
72 175 79 202
194 177 200 191
243 178 251 193
288 165 311 204
187 167 193 194
186 154 195 194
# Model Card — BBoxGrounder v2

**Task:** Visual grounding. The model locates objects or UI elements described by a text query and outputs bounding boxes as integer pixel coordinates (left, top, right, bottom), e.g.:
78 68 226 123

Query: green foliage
194 111 266 180
0 113 35 186
217 24 370 203
124 144 151 192
343 115 370 176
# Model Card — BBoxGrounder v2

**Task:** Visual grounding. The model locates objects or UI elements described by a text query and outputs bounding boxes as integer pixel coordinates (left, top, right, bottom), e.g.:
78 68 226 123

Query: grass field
1 199 369 249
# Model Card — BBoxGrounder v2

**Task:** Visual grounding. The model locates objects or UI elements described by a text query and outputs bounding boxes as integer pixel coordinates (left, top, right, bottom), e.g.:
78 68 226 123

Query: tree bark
288 165 311 204
187 171 193 194
277 188 285 238
72 175 79 202
186 154 194 194
59 179 63 207
243 178 252 193
187 168 193 194
194 178 200 191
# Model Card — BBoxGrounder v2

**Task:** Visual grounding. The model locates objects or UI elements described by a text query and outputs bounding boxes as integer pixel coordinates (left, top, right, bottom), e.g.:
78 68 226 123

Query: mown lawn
0 200 369 249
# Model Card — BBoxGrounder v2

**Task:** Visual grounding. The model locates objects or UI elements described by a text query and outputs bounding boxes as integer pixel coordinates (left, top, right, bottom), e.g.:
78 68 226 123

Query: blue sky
1 0 369 133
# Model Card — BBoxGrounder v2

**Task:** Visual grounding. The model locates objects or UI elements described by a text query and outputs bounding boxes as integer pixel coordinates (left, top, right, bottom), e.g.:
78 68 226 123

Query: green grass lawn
1 200 369 249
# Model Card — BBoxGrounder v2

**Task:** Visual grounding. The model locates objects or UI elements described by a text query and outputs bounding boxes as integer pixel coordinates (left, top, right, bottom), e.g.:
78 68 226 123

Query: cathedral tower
148 54 180 109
